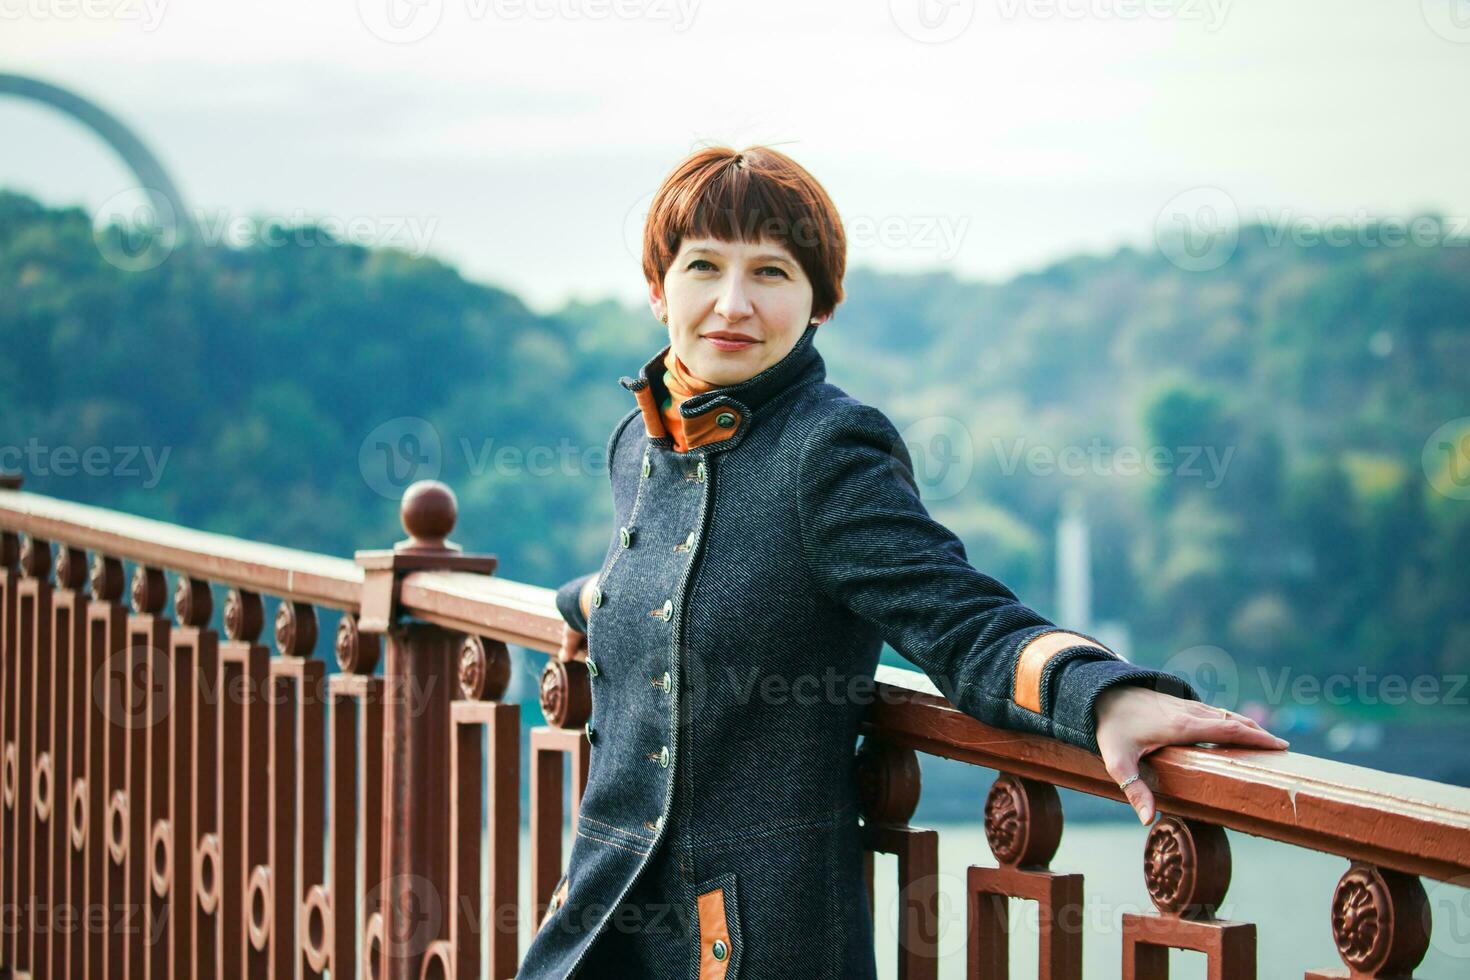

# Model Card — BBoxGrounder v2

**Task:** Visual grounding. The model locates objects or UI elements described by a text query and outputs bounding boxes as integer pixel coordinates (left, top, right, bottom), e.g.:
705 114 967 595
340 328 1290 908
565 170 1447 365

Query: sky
2 0 1468 313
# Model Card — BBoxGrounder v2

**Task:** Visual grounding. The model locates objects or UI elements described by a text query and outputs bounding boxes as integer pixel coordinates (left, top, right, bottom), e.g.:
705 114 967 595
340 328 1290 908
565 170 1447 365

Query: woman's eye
687 259 716 272
758 266 790 279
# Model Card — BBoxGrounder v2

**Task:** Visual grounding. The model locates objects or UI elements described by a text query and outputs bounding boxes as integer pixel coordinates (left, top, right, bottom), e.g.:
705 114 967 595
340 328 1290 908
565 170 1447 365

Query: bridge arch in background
0 71 199 240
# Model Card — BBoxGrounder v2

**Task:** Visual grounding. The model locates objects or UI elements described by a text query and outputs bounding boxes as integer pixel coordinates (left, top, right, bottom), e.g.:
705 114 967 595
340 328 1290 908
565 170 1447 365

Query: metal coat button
587 658 599 677
642 455 651 478
620 526 631 548
585 723 596 744
591 588 603 608
659 745 669 767
661 599 673 621
695 459 706 481
715 411 736 428
683 530 695 550
662 670 671 692
712 939 728 960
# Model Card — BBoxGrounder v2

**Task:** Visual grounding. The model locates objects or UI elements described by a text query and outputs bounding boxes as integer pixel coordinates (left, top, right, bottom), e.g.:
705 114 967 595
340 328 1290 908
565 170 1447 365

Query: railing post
355 480 496 980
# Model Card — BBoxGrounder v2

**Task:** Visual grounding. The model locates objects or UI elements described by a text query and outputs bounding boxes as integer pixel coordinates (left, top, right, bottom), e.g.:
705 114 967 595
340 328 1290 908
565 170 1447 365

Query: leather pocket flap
695 872 740 979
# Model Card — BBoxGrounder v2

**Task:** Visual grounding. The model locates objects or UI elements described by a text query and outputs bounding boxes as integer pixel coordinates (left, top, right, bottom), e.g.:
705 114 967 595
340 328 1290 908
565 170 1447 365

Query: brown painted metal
0 490 363 611
179 576 221 979
118 603 162 980
86 559 126 980
266 649 327 980
969 865 1083 980
1305 862 1430 978
529 725 589 926
19 557 54 977
968 773 1082 979
862 822 940 980
451 697 521 979
356 481 496 980
6 478 1470 980
0 531 16 977
865 666 1470 883
1121 814 1256 979
377 622 456 980
127 565 170 980
221 589 270 980
358 675 387 979
1120 914 1257 979
54 548 89 979
327 670 385 980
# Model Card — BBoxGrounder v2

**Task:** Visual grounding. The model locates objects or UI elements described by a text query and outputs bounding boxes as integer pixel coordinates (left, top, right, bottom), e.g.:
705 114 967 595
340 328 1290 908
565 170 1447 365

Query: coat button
715 412 736 428
661 599 673 621
653 814 662 832
695 459 706 481
585 723 596 744
642 453 651 478
620 526 632 548
683 530 695 550
662 670 671 692
591 588 603 608
587 658 599 677
659 745 669 767
712 939 728 960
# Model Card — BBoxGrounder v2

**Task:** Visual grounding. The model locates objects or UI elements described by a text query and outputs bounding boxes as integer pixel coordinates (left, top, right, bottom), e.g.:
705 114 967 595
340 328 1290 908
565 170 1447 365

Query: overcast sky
3 0 1468 313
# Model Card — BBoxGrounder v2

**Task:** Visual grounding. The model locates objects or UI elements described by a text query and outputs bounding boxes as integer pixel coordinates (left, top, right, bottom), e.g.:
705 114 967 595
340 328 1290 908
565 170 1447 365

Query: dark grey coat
516 322 1196 980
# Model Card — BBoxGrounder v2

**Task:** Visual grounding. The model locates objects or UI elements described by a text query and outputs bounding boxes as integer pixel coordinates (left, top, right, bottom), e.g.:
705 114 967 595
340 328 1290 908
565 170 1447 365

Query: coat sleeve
551 408 643 636
795 402 1199 754
553 572 596 635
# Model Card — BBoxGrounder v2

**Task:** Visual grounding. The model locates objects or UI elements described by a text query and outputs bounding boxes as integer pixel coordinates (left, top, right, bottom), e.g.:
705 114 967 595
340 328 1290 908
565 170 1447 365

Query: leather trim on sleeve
1014 630 1113 713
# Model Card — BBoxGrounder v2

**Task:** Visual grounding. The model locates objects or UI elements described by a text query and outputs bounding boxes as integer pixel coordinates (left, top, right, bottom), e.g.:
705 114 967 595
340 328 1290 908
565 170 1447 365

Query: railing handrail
871 665 1470 883
4 482 1468 884
0 485 362 610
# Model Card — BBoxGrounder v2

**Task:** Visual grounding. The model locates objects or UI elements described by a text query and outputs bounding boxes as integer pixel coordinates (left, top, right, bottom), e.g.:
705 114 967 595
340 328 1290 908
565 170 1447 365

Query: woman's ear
647 279 666 323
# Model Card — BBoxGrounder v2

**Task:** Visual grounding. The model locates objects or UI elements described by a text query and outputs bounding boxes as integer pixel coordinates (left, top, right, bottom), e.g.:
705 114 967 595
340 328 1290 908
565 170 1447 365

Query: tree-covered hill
3 189 1467 717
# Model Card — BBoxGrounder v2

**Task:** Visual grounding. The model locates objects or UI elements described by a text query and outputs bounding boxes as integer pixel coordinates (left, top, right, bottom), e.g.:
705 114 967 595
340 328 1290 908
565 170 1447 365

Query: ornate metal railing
1 473 1466 979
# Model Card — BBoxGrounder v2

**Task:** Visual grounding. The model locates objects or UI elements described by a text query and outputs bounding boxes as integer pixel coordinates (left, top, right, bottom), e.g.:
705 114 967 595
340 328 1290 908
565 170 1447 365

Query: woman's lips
704 335 757 352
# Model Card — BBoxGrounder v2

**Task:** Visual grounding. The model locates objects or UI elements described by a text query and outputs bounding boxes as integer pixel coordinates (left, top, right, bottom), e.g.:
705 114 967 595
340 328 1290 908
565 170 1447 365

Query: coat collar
619 322 826 455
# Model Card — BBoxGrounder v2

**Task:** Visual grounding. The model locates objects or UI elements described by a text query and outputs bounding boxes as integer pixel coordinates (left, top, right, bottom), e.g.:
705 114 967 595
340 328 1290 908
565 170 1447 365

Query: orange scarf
659 348 720 452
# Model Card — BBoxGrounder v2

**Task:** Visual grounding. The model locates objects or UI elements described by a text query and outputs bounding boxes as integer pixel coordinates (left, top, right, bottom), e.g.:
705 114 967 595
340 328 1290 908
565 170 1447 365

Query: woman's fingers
1187 706 1289 749
1101 747 1155 825
557 625 587 663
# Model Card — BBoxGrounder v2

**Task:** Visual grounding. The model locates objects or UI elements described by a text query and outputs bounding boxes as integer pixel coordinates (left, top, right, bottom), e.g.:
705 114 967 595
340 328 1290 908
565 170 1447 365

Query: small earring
661 312 668 324
809 317 819 326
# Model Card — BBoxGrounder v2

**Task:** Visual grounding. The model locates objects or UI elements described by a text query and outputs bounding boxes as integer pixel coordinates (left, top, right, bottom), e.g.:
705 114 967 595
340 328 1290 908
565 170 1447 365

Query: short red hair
641 144 847 321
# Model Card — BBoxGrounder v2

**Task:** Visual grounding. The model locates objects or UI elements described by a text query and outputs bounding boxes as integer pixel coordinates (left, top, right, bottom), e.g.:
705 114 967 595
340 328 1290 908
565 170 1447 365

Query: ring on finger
1118 773 1140 791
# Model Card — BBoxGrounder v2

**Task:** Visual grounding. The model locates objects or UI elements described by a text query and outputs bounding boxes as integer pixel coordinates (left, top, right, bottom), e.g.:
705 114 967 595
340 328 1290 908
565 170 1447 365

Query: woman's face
649 236 825 386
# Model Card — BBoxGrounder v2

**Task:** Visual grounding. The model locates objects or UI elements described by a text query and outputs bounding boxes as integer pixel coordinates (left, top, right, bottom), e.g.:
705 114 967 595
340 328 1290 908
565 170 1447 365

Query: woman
517 145 1287 980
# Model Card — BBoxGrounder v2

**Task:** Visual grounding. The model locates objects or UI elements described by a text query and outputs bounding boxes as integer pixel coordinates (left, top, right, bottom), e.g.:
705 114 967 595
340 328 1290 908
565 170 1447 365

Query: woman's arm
552 572 599 662
796 402 1286 822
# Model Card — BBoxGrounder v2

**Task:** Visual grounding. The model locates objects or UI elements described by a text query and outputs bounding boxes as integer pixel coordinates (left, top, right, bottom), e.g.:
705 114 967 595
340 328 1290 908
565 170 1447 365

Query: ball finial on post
396 479 461 554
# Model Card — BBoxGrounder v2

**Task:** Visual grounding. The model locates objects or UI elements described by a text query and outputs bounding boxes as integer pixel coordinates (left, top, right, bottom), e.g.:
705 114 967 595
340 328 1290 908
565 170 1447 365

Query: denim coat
516 322 1197 980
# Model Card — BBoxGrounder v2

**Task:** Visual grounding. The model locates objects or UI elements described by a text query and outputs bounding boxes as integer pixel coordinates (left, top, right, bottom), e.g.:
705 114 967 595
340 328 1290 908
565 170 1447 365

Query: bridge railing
1 473 1466 979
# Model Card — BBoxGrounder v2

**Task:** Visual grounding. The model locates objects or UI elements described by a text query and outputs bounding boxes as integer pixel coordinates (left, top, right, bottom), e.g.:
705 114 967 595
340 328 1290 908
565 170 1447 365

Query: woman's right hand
557 622 588 663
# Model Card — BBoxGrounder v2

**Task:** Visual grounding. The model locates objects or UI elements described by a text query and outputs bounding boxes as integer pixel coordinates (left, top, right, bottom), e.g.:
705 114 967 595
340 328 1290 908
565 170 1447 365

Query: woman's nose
715 277 754 320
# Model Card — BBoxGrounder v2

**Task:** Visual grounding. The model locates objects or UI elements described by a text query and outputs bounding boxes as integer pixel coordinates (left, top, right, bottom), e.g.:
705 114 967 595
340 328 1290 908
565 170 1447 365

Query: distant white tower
1055 488 1133 659
1057 489 1091 629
